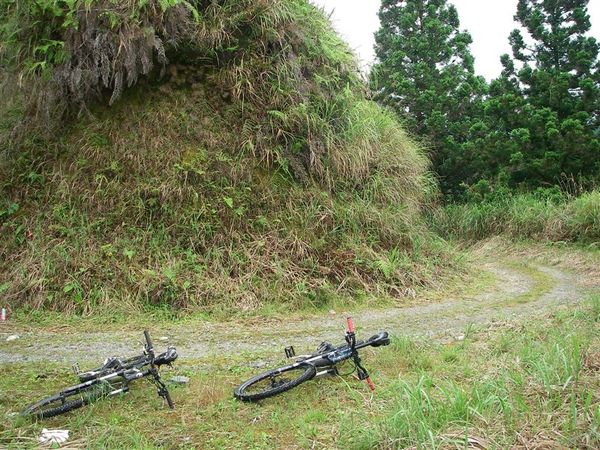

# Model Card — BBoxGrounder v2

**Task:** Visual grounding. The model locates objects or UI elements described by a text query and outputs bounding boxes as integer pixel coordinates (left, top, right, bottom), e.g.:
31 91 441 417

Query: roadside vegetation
0 0 457 317
1 296 599 448
431 189 600 244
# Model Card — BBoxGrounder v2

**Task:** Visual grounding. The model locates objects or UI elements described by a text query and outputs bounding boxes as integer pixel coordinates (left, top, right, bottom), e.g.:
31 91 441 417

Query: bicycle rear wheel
234 363 316 402
22 383 112 419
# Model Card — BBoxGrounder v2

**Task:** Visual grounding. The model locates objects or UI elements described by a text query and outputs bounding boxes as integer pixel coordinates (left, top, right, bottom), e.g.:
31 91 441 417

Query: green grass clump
341 297 600 449
0 1 449 315
431 190 600 244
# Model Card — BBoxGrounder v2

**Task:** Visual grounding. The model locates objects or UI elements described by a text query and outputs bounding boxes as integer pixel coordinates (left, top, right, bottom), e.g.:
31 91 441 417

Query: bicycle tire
234 363 317 402
32 397 87 419
23 383 110 419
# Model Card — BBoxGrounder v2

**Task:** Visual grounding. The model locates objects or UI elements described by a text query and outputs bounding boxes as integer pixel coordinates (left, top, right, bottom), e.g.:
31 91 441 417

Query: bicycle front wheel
234 363 317 402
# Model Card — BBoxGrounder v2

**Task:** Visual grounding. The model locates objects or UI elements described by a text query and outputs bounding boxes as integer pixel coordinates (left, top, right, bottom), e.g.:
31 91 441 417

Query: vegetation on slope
0 0 450 315
431 189 600 244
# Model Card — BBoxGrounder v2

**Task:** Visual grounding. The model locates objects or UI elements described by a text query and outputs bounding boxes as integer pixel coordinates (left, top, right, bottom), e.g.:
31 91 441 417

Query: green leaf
163 267 177 282
223 197 234 209
0 282 10 295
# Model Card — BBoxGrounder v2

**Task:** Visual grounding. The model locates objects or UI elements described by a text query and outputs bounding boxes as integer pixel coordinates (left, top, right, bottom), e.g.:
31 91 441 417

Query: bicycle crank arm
315 367 338 377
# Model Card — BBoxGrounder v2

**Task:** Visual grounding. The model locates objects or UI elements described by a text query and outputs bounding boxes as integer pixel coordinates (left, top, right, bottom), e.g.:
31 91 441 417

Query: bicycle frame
22 331 177 418
65 367 150 399
281 320 389 388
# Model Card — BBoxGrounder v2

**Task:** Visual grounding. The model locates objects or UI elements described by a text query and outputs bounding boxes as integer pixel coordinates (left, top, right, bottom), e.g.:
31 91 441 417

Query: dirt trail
0 259 590 366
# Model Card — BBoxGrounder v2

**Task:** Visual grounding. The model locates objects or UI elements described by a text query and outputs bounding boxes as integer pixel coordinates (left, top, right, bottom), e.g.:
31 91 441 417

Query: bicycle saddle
368 332 390 347
155 347 178 365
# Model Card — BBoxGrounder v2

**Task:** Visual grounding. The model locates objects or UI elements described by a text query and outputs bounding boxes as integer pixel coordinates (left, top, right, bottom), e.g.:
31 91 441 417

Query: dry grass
0 0 444 314
0 82 454 315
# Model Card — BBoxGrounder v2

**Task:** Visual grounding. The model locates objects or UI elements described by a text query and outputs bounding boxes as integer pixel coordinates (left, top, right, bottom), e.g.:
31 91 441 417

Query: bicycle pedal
285 346 295 358
72 363 81 375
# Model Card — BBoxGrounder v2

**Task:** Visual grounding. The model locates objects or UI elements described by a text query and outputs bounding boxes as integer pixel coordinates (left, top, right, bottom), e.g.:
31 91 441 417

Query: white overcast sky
310 0 600 80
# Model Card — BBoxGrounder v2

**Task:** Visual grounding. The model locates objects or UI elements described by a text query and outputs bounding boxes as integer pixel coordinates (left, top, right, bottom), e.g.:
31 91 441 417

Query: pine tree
485 0 600 189
371 0 486 197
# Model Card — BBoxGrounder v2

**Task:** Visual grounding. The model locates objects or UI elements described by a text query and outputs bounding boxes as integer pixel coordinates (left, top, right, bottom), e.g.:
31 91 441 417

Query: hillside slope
0 0 451 315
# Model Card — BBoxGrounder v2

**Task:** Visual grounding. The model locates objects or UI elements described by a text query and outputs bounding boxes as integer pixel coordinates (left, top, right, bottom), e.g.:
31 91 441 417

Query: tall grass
2 0 431 204
0 1 449 315
431 190 600 243
342 296 600 449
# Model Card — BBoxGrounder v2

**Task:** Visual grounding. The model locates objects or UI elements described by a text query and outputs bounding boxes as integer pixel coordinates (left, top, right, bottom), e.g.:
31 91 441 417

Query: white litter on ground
39 429 69 445
170 376 190 385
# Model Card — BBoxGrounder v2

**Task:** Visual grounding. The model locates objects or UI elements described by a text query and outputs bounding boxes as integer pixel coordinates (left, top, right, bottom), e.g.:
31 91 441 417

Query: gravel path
0 260 589 366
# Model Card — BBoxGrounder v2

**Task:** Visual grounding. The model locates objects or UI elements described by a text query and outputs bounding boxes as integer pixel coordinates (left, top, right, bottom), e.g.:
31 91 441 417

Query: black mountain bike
234 317 390 402
22 331 178 419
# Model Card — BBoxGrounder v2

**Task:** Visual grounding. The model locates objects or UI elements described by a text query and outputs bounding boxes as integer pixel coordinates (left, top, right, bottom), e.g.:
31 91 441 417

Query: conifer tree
485 0 600 189
371 0 486 197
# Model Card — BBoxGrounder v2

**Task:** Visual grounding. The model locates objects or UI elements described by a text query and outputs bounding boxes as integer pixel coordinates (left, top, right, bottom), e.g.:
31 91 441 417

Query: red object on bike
346 317 355 333
366 377 376 391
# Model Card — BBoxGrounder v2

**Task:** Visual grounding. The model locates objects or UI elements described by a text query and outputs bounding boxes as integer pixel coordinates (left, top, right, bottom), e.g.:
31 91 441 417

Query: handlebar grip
144 330 153 350
346 317 355 333
366 377 376 391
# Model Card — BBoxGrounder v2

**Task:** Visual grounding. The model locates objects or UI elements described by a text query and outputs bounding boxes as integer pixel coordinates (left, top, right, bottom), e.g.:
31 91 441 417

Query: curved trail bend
0 259 590 365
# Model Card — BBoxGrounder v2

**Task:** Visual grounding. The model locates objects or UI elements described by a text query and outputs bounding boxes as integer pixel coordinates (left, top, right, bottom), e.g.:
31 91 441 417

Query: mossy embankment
0 0 454 316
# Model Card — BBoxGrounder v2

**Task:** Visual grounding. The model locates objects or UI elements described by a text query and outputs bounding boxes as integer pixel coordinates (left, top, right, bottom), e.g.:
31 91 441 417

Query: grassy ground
1 295 599 449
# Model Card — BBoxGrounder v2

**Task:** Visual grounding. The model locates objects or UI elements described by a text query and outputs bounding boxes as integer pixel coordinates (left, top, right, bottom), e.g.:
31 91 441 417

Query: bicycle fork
150 370 174 409
346 317 376 391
